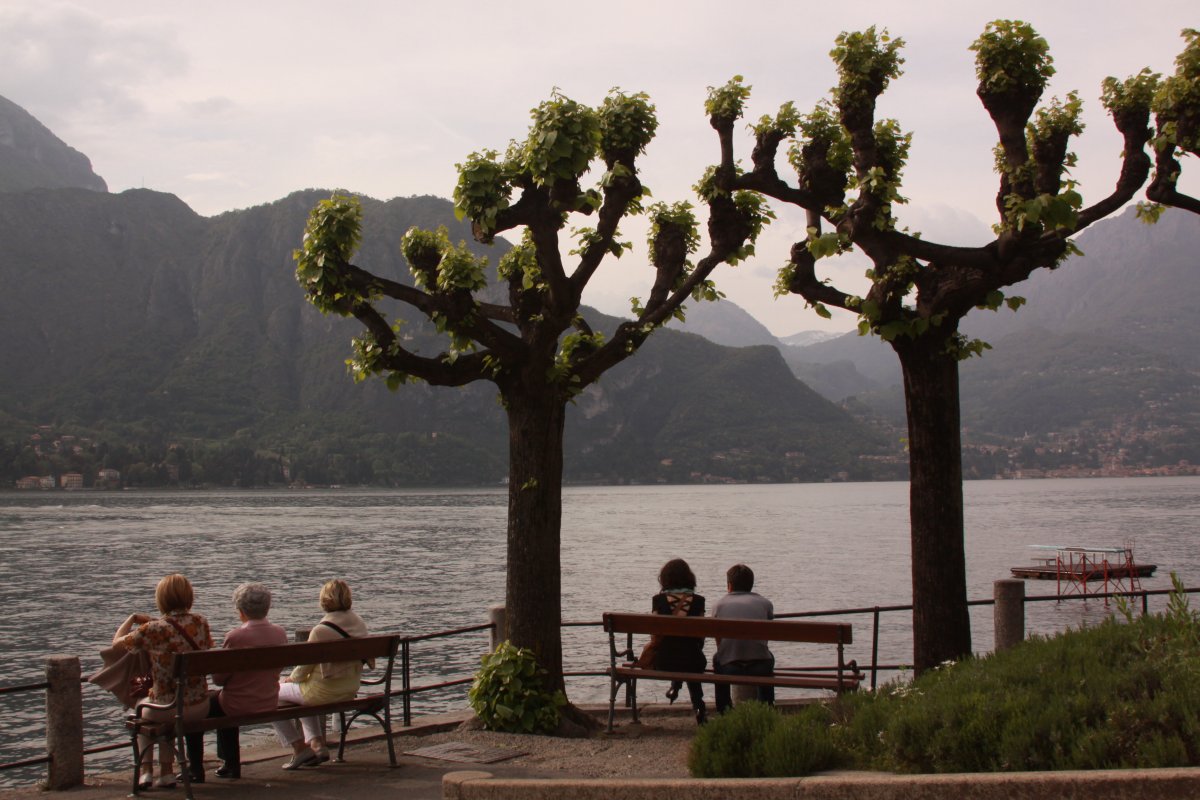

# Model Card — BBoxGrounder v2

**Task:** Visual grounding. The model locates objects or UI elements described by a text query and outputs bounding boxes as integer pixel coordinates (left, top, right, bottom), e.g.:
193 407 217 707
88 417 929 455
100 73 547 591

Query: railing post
994 579 1026 651
45 656 83 790
871 607 880 691
487 605 506 652
401 640 412 727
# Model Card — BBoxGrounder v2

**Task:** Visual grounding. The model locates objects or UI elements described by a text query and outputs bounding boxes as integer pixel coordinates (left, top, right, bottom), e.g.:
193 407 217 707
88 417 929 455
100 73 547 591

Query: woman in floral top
112 573 214 790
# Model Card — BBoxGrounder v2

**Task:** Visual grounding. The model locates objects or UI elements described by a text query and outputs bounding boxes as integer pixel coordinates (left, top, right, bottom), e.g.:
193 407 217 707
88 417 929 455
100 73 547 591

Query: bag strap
318 620 351 638
317 620 369 666
164 617 202 651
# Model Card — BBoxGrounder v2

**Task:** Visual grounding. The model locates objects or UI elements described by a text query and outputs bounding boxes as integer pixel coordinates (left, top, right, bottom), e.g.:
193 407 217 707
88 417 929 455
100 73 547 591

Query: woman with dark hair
651 558 707 724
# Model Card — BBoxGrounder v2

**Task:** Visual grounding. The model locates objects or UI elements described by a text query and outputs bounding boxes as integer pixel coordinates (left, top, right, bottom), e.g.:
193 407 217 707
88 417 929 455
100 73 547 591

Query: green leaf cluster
453 150 512 235
467 641 566 735
346 331 410 388
705 75 751 123
1153 29 1200 154
293 194 365 315
598 89 658 161
751 101 801 139
646 201 700 259
788 103 853 179
1029 92 1085 158
830 27 905 115
1102 68 1160 120
400 226 489 293
970 19 1054 97
805 228 848 261
521 90 602 188
730 190 775 263
1001 188 1082 233
498 233 544 291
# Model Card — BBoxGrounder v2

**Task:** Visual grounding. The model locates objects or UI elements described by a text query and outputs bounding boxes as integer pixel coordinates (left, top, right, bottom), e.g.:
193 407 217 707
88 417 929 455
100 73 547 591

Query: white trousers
271 682 324 746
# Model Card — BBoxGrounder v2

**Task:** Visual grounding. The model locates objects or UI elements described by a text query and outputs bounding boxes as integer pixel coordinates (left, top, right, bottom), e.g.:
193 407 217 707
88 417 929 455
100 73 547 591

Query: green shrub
688 578 1200 777
760 709 841 776
688 701 779 777
467 641 565 734
688 701 843 778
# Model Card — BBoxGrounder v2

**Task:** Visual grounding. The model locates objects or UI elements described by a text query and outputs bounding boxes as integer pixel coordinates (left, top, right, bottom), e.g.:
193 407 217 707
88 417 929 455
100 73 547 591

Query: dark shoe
665 685 679 704
695 705 707 726
176 771 204 784
214 763 241 780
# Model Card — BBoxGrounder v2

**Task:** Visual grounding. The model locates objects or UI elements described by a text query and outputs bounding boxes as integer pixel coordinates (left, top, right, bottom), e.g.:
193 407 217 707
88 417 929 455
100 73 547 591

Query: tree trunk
893 330 972 675
503 387 567 694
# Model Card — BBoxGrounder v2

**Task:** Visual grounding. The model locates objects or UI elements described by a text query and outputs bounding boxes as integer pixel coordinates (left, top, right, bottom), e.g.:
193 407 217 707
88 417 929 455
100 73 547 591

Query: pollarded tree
713 21 1156 673
293 89 768 711
1144 28 1200 214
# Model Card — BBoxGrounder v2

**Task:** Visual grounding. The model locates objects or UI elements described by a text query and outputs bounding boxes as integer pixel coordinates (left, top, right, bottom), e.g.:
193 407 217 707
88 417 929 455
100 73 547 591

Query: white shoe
281 747 319 770
312 744 331 764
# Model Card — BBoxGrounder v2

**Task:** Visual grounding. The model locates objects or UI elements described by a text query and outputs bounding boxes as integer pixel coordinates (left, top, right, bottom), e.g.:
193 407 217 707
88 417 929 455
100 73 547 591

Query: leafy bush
467 642 565 734
689 577 1200 777
688 701 779 777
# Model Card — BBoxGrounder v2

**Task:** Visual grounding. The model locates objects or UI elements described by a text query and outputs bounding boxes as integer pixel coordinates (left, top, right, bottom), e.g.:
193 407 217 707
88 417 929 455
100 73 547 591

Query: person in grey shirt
712 563 774 714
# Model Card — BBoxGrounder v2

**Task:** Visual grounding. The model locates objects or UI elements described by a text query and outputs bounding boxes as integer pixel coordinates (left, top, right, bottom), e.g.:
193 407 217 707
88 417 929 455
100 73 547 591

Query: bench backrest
174 634 400 678
603 612 852 645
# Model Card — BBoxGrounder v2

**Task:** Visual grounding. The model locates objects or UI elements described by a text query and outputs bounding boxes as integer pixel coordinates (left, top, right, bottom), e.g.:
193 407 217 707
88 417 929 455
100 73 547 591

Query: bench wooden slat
177 635 397 675
610 667 858 691
603 612 852 644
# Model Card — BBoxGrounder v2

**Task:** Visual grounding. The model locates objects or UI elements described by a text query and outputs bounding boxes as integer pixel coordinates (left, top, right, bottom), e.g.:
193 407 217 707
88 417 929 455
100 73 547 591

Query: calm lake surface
1 477 1197 785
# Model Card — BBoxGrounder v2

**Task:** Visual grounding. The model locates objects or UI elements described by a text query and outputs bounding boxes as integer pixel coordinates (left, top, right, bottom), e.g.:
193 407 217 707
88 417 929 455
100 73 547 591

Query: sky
3 0 1196 336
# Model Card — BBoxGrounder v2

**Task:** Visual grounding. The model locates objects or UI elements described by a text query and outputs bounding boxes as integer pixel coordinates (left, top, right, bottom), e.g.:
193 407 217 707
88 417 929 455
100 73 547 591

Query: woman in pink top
204 583 288 780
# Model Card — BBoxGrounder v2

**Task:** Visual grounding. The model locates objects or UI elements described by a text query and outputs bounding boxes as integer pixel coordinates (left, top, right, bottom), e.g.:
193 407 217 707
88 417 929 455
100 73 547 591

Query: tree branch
348 301 490 387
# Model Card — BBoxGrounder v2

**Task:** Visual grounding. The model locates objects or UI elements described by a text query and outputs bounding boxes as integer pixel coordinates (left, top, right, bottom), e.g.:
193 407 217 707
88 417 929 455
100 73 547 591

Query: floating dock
1011 545 1154 597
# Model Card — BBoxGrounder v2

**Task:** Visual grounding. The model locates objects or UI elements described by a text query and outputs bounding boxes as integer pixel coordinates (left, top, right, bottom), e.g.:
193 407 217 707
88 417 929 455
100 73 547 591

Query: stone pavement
0 710 516 800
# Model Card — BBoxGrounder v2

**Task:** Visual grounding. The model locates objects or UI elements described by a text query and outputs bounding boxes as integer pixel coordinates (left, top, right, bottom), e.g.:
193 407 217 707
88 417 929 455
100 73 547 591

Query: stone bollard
488 604 506 652
994 578 1026 651
732 685 757 703
45 656 83 790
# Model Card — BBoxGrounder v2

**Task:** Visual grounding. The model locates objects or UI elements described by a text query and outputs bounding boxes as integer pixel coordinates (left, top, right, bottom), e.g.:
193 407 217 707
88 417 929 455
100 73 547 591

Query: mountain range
5 93 1198 487
0 95 895 488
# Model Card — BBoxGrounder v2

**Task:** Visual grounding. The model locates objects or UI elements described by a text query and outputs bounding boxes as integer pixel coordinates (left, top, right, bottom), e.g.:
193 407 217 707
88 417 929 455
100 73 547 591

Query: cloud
0 2 186 129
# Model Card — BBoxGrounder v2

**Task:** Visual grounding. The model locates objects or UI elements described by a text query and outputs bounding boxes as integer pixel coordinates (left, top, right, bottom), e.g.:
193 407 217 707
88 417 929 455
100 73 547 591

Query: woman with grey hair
194 582 288 780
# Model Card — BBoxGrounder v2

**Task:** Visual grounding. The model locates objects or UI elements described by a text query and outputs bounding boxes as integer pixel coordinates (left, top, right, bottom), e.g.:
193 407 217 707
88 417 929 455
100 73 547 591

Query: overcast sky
3 1 1196 336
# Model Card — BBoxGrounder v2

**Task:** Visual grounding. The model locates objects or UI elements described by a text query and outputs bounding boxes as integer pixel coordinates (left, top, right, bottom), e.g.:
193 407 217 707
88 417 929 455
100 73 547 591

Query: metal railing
2 584 1195 785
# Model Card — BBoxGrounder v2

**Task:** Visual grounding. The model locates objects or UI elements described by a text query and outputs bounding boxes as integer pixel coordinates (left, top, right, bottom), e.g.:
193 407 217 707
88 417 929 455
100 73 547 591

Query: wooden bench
127 634 401 799
603 612 861 731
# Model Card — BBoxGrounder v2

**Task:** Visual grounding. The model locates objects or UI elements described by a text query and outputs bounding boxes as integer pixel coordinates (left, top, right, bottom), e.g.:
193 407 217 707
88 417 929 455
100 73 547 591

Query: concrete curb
442 766 1200 800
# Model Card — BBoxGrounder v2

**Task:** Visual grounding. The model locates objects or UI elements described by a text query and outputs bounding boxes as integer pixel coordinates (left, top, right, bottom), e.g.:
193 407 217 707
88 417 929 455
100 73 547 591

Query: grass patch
689 577 1200 777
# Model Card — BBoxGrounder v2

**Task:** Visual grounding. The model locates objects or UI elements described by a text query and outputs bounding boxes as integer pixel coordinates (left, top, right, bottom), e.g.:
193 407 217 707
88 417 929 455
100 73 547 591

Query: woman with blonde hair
112 573 214 790
272 579 369 769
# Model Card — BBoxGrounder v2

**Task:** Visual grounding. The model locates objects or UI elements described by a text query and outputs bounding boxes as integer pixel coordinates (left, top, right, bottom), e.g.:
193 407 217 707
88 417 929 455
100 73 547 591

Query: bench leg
130 730 143 796
607 678 619 733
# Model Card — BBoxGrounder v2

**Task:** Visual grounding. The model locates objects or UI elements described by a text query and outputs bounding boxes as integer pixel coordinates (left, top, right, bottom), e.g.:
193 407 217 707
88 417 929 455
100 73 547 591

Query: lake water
1 477 1197 785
